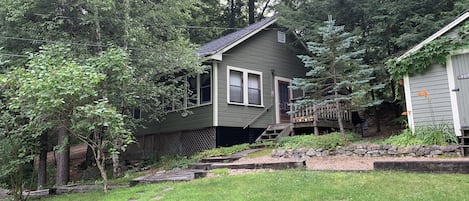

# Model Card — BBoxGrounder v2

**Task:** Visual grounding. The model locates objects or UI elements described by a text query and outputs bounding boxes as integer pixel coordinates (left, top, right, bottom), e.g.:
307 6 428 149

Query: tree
0 104 37 201
71 99 133 193
0 0 205 187
292 17 378 138
4 45 105 186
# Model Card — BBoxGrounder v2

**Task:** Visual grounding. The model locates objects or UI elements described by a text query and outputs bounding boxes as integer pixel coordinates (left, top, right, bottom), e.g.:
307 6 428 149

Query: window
200 72 211 104
164 69 212 112
229 70 243 103
228 66 263 106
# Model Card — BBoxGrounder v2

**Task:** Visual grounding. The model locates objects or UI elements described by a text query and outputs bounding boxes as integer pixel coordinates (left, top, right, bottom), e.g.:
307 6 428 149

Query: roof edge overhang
204 18 278 61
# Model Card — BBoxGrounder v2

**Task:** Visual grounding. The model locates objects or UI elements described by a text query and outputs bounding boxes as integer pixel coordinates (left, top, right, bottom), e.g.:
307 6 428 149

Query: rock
383 145 393 150
354 149 367 155
367 150 380 155
442 145 459 152
398 147 412 154
387 150 398 155
306 149 316 157
272 149 286 157
321 150 330 156
430 150 443 155
428 145 440 151
367 144 382 151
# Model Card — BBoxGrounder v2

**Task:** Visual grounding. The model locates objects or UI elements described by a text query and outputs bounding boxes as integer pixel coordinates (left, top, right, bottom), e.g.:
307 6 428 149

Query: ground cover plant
384 124 458 146
37 171 469 201
277 132 361 149
192 143 250 160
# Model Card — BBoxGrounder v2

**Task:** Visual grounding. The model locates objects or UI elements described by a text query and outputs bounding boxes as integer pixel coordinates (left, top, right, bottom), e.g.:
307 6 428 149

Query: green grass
192 143 250 160
37 171 469 201
247 148 273 158
278 132 361 149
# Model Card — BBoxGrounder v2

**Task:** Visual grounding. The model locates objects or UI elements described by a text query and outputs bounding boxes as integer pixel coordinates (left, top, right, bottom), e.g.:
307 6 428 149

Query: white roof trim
214 18 278 60
397 12 469 61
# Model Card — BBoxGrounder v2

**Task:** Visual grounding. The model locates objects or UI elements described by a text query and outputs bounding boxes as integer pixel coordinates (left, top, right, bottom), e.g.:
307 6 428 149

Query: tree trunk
248 0 255 24
112 153 121 178
56 127 69 186
258 0 271 19
37 133 48 189
95 151 108 193
229 0 236 28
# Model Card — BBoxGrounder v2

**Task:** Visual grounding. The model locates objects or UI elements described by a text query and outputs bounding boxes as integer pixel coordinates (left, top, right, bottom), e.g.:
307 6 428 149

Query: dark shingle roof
198 17 276 57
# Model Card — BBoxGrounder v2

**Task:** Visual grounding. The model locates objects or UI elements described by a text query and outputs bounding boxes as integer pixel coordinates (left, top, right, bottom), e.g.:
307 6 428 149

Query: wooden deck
290 102 354 130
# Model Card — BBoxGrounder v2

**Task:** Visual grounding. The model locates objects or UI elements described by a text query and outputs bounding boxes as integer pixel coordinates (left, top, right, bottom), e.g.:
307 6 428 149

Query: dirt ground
234 155 469 171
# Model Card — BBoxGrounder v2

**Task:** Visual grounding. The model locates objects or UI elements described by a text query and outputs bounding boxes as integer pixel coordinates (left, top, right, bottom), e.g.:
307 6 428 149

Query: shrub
384 124 457 146
278 132 361 149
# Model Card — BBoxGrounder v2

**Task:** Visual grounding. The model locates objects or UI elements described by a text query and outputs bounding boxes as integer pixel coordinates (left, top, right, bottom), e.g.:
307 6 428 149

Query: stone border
272 144 462 158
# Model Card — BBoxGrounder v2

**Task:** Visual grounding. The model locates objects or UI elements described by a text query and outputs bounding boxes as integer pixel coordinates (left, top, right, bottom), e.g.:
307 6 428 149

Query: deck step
255 123 293 143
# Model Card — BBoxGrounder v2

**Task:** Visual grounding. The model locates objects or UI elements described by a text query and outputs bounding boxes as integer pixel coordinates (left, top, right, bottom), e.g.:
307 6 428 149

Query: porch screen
248 74 261 105
200 72 211 104
229 70 243 103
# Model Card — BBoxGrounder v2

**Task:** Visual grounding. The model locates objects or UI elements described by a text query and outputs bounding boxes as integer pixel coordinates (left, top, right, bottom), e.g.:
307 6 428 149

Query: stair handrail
243 104 273 129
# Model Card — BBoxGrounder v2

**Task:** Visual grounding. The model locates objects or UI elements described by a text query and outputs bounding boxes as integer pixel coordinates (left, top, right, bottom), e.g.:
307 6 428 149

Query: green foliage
150 155 195 170
384 124 458 146
387 37 466 81
278 132 361 149
193 144 250 160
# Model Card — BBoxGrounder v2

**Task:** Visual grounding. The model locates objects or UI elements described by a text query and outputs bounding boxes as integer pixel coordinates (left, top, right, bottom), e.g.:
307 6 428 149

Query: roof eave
202 18 278 61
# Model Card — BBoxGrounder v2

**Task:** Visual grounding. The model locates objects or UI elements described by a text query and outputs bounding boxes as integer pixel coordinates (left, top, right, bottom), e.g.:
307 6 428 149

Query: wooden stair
459 127 469 156
255 123 293 143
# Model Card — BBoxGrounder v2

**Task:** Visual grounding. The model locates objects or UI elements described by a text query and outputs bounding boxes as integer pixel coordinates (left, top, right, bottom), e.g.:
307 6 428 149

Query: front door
275 77 292 123
452 53 469 129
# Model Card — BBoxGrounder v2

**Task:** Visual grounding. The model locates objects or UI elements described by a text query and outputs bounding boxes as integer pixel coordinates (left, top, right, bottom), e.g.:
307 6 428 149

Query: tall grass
384 123 457 146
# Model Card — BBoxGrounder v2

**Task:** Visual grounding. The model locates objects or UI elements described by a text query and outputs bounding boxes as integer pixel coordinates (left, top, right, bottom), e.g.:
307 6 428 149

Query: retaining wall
272 144 462 158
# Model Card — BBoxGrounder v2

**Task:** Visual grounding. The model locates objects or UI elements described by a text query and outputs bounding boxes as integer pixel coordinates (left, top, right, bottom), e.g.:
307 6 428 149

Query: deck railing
290 101 351 123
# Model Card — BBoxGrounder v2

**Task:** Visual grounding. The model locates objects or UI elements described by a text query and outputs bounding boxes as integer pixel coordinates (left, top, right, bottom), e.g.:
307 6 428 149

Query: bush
384 124 457 146
278 132 361 149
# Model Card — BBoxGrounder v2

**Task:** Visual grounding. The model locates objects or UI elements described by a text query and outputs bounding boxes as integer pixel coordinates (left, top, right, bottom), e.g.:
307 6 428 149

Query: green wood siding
137 103 213 136
217 30 306 128
409 64 453 127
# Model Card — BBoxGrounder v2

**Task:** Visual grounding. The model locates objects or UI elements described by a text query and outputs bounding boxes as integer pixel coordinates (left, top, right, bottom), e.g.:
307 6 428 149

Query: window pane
188 76 197 106
230 70 243 103
248 73 261 105
200 72 211 104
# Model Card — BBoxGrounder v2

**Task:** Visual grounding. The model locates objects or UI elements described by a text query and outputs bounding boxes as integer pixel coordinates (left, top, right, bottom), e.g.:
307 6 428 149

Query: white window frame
227 66 264 107
165 69 212 113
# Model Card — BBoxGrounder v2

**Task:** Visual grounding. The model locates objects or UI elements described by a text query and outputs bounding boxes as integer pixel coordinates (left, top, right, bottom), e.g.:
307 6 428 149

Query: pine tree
292 16 377 138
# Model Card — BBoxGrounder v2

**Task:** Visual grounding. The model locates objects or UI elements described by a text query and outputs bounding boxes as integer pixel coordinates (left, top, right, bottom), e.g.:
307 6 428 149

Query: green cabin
126 17 307 158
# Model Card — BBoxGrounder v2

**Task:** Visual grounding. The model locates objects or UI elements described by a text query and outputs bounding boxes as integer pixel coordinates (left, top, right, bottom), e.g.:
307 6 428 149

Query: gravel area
231 155 469 172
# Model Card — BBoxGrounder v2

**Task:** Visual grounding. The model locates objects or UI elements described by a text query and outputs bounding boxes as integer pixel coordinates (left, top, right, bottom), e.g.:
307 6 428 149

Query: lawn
37 170 469 201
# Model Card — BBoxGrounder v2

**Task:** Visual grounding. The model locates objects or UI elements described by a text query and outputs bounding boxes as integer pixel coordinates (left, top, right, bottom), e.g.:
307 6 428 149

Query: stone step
199 156 241 163
129 169 207 187
211 161 306 170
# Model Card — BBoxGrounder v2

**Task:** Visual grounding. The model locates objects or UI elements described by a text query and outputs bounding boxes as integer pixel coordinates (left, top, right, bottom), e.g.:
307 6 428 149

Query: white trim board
403 75 415 132
212 62 219 126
